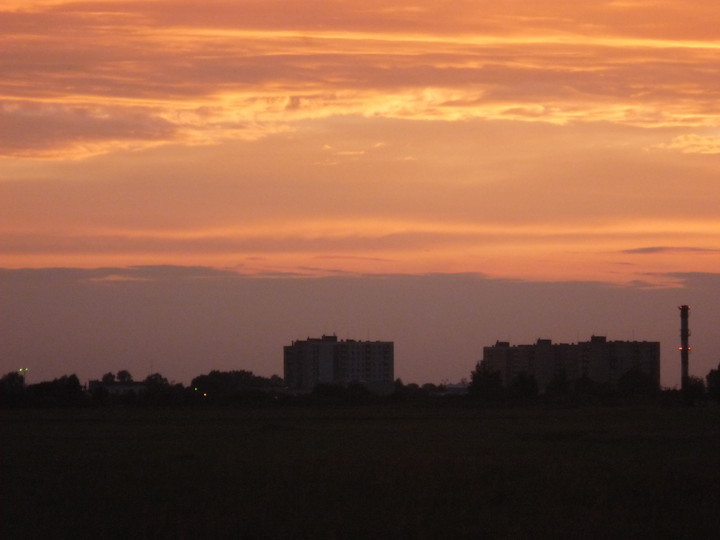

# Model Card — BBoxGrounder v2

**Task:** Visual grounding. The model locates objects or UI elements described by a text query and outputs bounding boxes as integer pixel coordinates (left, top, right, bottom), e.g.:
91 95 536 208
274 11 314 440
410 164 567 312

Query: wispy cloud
1 1 720 285
621 246 720 255
652 134 720 154
3 1 720 158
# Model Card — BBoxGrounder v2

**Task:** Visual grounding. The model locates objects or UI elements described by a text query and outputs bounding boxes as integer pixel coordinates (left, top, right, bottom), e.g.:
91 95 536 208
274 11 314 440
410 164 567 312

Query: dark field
3 404 720 539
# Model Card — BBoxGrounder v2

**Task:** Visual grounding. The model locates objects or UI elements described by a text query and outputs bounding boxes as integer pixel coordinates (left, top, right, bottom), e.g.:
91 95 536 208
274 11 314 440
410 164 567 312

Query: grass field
3 403 720 539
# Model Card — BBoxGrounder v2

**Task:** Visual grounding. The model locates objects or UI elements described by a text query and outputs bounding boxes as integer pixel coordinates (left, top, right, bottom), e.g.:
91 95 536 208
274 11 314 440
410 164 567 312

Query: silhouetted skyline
1 268 718 388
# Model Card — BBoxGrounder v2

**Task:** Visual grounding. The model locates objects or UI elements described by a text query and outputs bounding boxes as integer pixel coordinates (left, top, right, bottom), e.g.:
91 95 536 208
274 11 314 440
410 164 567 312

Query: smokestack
679 305 690 390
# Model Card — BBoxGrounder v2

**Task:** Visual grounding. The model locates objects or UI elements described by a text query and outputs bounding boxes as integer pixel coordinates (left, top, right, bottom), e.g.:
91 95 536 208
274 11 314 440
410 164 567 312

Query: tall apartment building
284 335 394 394
481 336 660 392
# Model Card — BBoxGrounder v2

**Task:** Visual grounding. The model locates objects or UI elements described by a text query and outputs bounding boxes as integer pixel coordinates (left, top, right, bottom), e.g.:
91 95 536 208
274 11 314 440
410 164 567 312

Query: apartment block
284 335 394 394
481 336 660 392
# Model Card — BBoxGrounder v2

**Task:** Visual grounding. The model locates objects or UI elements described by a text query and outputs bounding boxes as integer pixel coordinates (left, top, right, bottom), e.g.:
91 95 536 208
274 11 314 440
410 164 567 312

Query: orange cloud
3 0 720 158
1 1 719 284
652 134 720 154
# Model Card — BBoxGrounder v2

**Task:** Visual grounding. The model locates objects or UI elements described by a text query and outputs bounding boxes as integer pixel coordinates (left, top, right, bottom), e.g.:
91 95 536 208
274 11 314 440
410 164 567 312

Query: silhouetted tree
144 373 169 387
27 374 85 407
116 370 133 383
618 368 658 397
390 379 427 401
88 380 109 403
141 373 185 405
191 370 282 403
683 375 706 406
706 363 720 404
509 372 538 400
468 363 505 402
0 371 26 406
402 382 431 400
421 383 443 394
101 372 116 384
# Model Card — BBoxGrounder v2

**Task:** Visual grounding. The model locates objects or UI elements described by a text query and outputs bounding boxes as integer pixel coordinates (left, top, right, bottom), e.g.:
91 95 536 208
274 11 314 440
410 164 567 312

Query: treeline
3 362 720 408
0 370 451 408
0 369 284 408
468 362 720 407
0 372 87 408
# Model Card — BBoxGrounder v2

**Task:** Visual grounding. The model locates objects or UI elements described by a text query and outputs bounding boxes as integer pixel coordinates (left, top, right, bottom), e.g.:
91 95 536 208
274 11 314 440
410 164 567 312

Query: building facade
284 335 394 393
481 336 660 393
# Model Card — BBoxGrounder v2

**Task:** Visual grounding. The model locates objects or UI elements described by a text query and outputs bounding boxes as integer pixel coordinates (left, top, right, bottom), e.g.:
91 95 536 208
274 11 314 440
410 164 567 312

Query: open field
3 403 720 539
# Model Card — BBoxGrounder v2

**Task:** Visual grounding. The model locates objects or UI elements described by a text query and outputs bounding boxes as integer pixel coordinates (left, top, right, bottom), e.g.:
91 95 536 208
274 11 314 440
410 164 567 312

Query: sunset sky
2 1 719 387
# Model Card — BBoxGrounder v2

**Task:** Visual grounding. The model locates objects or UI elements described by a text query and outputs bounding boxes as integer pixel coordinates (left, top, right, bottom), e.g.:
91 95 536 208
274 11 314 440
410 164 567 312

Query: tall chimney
679 305 690 390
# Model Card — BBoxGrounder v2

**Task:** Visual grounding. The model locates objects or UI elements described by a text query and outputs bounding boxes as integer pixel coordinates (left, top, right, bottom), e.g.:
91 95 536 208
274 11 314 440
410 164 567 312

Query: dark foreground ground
2 403 720 539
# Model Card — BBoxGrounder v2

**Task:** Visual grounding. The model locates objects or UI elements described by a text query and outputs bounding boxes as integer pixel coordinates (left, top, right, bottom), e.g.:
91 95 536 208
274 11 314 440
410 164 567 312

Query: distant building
481 336 660 393
284 335 394 394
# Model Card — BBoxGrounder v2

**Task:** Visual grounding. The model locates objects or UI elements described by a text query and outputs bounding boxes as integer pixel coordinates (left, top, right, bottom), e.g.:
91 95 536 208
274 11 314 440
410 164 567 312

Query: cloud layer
1 1 719 283
4 0 720 157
